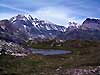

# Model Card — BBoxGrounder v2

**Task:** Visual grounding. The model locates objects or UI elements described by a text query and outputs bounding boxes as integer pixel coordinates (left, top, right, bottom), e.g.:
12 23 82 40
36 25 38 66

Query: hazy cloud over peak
0 0 100 26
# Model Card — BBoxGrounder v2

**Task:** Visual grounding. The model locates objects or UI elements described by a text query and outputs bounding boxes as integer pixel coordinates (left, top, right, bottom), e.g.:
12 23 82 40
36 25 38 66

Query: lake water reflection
32 49 72 55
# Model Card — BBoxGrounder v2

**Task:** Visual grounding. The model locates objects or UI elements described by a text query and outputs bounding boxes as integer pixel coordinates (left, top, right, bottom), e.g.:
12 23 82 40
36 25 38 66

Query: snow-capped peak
10 14 28 22
9 14 68 32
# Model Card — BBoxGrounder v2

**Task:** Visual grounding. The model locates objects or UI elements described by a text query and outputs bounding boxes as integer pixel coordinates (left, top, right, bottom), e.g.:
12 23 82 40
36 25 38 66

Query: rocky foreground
52 66 100 75
1 64 99 75
0 40 30 56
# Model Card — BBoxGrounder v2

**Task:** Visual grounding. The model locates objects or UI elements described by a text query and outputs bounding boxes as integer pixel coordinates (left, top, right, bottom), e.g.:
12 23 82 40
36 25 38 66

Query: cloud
0 0 99 27
0 13 17 20
0 3 30 14
30 6 69 26
0 4 85 26
29 6 85 26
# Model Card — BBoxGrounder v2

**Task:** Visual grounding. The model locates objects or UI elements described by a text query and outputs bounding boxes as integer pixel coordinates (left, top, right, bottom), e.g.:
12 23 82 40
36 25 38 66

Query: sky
0 0 100 26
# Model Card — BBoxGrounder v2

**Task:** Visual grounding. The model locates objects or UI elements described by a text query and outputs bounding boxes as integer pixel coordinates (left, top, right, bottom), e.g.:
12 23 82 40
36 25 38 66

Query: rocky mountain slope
81 18 100 30
64 18 100 40
0 15 100 44
0 15 68 43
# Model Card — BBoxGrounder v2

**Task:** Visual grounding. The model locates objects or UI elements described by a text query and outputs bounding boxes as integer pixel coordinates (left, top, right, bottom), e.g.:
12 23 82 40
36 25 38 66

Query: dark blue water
32 49 72 55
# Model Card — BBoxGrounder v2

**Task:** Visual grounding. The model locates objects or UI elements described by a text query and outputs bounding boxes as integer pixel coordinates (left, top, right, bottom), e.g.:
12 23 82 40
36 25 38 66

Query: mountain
10 15 67 40
0 15 68 44
0 15 100 44
64 18 100 40
81 18 100 30
0 19 29 44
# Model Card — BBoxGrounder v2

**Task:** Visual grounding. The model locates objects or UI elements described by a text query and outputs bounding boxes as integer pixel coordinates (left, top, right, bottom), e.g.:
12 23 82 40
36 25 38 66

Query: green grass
26 40 100 49
0 55 45 75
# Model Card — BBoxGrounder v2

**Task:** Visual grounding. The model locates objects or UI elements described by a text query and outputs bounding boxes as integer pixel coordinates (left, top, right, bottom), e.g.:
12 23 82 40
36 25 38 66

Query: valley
0 0 100 75
0 15 100 75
